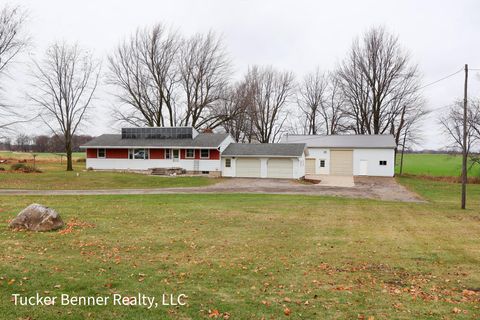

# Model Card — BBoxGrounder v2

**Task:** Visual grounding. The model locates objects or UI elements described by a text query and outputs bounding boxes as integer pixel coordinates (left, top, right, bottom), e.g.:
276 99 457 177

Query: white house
221 143 307 179
80 127 234 176
281 134 396 177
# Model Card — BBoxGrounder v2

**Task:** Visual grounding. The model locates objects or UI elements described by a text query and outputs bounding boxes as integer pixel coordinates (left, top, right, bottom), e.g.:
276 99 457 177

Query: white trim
165 149 172 159
200 149 210 159
97 148 106 159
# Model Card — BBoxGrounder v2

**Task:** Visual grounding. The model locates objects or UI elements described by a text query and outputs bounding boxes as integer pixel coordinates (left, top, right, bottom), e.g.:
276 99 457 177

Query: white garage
281 134 396 177
221 143 306 179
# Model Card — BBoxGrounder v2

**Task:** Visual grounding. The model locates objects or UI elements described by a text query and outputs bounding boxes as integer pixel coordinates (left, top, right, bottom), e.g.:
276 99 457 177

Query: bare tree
439 99 480 168
15 133 31 152
246 66 295 143
297 68 327 134
108 24 181 127
30 42 100 171
219 82 255 142
0 5 29 136
398 108 428 175
179 31 231 129
337 26 424 145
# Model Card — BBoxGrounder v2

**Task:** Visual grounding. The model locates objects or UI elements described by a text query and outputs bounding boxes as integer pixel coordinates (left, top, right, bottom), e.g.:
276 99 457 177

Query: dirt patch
0 177 424 202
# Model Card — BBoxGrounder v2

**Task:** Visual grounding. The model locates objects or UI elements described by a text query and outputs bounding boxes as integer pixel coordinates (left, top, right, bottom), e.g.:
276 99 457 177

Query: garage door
267 159 293 178
236 158 261 177
305 159 316 175
330 150 353 175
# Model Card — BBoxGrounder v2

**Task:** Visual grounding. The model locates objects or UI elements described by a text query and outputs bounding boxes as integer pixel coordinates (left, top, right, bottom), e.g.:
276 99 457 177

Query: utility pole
461 64 468 209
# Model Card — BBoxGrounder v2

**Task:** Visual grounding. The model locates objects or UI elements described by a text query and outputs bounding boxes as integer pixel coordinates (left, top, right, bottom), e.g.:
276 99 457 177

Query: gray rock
9 204 64 231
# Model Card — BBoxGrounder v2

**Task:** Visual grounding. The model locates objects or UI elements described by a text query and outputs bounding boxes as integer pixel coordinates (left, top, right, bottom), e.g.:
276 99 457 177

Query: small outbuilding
221 143 307 179
281 134 396 177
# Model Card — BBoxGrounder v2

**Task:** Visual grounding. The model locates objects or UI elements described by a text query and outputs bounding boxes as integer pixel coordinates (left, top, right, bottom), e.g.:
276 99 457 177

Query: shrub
10 163 42 173
11 163 27 171
76 158 86 163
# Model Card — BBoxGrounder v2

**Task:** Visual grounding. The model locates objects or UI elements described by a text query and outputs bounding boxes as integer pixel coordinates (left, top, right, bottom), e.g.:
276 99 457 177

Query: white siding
86 158 222 172
353 149 395 177
221 155 304 179
305 147 394 177
305 148 330 174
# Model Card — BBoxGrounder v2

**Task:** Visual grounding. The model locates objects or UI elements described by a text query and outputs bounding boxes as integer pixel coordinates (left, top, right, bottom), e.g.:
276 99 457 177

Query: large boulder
9 204 64 231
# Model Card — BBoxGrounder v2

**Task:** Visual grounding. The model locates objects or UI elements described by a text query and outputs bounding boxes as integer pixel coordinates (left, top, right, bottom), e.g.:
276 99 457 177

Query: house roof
281 134 396 149
222 143 306 157
80 133 230 149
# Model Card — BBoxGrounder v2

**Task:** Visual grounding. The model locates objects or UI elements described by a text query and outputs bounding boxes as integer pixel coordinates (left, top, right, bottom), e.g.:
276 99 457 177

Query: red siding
150 149 164 159
87 148 97 158
210 149 220 160
180 149 186 159
194 149 200 160
106 148 128 159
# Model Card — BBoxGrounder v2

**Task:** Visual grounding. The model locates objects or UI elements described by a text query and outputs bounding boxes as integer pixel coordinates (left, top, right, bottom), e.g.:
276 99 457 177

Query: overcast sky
5 0 480 149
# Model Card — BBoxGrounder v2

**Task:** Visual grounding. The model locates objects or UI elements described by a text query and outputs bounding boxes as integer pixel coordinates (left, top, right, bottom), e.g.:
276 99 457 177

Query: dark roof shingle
80 133 230 148
222 143 306 157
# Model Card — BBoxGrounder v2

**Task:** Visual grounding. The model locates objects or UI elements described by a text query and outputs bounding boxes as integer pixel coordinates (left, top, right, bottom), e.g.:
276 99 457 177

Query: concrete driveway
305 174 355 187
0 176 423 202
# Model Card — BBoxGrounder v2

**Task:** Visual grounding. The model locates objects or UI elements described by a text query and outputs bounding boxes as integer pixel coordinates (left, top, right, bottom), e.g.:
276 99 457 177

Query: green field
0 151 85 161
396 153 480 177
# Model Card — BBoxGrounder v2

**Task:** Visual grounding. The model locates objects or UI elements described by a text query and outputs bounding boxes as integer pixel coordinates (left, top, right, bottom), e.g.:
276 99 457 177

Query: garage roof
222 143 306 157
80 133 230 148
281 134 396 148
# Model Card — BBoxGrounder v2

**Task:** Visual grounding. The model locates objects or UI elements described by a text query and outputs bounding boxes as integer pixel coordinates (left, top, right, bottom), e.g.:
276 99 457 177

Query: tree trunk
66 139 73 171
399 128 407 175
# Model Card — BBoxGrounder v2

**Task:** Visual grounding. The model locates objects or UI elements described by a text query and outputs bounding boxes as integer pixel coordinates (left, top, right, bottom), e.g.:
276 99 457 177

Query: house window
97 148 106 158
225 158 231 168
129 148 149 159
186 149 195 159
319 160 325 168
379 160 387 166
200 149 209 159
165 149 172 159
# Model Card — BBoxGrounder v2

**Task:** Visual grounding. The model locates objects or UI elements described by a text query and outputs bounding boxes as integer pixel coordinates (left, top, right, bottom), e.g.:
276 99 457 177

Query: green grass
396 153 480 177
0 179 479 319
0 161 217 190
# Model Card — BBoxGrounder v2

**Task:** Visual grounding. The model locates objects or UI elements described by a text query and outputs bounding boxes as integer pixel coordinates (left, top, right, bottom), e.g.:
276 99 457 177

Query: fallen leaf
284 307 291 316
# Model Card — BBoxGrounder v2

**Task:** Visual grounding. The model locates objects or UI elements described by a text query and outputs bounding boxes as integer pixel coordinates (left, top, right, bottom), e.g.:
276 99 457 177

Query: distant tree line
0 134 93 153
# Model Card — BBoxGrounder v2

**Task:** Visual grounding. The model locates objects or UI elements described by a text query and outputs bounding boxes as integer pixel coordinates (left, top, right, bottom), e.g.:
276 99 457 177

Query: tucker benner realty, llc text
12 293 187 309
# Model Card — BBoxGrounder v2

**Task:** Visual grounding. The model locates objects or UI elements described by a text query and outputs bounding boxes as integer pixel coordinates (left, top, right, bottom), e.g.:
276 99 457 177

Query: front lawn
0 162 217 190
0 178 479 319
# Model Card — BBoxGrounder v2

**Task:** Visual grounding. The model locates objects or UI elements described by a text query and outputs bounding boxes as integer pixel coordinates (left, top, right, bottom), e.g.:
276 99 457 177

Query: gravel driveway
0 177 423 202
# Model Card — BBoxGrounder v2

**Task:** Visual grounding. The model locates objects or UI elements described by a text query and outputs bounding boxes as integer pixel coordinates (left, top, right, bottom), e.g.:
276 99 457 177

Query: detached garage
221 143 307 179
281 134 396 177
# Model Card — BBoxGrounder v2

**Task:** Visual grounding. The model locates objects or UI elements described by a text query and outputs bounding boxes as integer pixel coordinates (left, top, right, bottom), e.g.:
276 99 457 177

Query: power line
419 68 463 90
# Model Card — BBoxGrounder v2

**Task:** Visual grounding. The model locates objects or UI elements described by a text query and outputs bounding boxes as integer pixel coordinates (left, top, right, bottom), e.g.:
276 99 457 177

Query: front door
305 159 316 175
173 149 179 162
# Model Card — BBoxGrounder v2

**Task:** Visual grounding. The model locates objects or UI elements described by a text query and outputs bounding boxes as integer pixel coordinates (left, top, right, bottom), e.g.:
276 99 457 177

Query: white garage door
267 158 293 178
330 150 353 175
236 158 261 177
